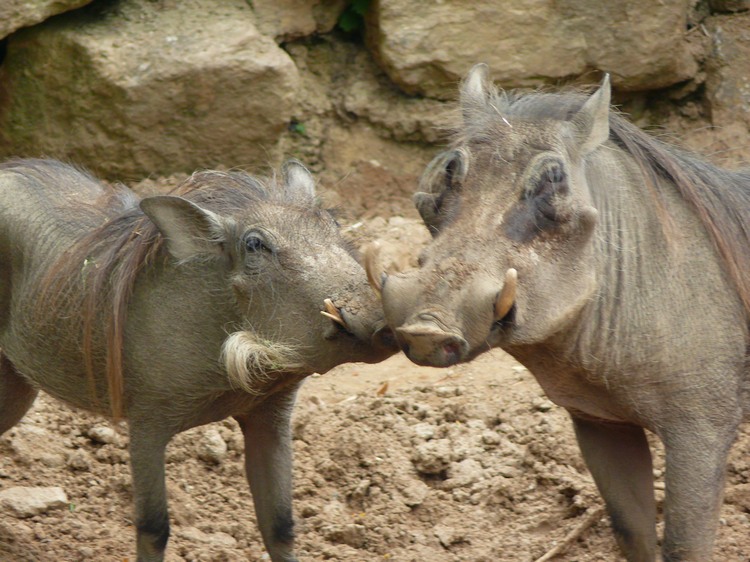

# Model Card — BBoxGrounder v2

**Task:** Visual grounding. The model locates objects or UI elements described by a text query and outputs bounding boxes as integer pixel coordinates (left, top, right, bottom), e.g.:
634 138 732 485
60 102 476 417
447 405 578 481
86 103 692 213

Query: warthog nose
395 323 469 367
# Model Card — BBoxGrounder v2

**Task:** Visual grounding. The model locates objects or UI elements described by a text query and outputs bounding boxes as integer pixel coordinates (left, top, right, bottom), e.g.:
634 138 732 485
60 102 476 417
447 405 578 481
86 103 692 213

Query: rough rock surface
366 0 700 97
0 0 299 180
0 487 68 519
704 12 750 129
0 0 91 40
251 0 347 41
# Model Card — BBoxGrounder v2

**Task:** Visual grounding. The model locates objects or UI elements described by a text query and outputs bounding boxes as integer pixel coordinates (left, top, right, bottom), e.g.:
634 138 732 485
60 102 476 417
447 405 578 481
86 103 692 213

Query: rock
0 486 68 518
0 0 92 41
724 482 750 510
434 386 461 398
38 453 66 468
9 424 66 466
94 445 128 465
704 13 750 132
67 449 92 471
532 398 555 412
322 523 367 548
444 458 484 489
411 422 436 441
0 0 299 179
498 464 522 479
434 523 463 547
340 50 447 143
411 439 453 475
197 428 228 464
400 479 430 508
178 526 238 548
77 547 95 559
251 0 347 41
366 0 699 97
87 426 117 445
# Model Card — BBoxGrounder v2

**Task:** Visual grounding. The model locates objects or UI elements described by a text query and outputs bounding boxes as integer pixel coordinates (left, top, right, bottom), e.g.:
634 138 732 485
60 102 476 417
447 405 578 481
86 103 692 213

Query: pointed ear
413 191 439 234
460 63 492 123
282 159 316 198
140 195 230 261
571 74 611 155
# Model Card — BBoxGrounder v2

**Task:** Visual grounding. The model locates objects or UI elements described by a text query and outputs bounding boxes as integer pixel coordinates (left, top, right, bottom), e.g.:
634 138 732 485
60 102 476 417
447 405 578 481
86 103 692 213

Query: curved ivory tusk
363 241 384 297
321 298 347 328
494 268 517 321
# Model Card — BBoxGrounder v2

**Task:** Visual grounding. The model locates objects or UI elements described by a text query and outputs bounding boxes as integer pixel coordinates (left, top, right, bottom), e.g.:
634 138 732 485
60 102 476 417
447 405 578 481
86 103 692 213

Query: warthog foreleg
0 353 38 435
235 384 301 562
571 416 657 561
129 425 171 562
660 417 740 562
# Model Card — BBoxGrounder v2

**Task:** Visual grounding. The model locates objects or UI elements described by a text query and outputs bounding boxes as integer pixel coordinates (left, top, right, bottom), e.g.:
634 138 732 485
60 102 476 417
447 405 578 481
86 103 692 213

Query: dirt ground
4 124 750 562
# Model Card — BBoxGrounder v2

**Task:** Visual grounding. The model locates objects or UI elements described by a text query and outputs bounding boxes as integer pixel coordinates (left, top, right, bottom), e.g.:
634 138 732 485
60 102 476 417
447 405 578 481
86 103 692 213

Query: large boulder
251 0 348 41
366 0 700 98
0 0 92 40
0 0 299 179
704 12 750 127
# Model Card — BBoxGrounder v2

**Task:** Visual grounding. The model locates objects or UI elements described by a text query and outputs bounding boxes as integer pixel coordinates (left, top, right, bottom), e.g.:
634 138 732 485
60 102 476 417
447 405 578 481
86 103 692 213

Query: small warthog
0 158 395 562
371 64 750 561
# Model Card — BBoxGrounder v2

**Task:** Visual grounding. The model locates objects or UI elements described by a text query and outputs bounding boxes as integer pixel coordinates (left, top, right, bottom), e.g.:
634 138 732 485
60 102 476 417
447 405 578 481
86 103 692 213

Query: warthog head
369 64 607 366
141 161 396 388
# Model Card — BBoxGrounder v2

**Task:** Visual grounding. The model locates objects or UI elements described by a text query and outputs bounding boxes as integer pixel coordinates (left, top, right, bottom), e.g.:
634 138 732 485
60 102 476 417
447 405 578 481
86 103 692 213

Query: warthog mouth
321 298 397 352
493 302 517 330
321 298 351 339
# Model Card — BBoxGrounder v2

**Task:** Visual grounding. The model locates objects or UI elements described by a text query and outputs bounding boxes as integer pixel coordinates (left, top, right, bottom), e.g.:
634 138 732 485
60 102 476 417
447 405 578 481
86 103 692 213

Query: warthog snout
369 249 519 366
395 318 469 367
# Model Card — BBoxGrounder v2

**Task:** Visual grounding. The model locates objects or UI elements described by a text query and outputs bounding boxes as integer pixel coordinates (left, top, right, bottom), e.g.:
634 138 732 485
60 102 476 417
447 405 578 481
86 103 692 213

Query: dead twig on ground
534 506 606 562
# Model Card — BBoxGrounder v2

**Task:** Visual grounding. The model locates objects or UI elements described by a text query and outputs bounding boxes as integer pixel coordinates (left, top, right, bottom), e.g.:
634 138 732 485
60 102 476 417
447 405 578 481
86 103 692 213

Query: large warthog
369 64 750 561
0 158 395 562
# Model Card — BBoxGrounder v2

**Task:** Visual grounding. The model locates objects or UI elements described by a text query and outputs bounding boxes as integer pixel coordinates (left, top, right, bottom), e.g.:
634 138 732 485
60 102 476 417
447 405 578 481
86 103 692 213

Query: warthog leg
571 416 657 561
235 384 300 562
0 353 39 435
660 416 740 561
129 424 171 562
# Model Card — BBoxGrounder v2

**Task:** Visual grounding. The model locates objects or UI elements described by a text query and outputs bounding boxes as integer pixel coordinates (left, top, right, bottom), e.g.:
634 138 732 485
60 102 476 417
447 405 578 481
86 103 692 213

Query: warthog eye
244 232 268 253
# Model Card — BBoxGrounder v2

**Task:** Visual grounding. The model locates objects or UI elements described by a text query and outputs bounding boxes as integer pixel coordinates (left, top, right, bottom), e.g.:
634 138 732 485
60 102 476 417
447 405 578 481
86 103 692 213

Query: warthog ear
571 74 611 155
460 63 492 123
414 149 467 235
282 159 316 198
140 195 230 261
413 191 439 234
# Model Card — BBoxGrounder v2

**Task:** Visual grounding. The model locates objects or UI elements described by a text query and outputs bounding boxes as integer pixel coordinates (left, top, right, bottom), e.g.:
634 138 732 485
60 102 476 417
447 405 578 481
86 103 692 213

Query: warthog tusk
494 268 518 321
363 241 384 297
321 298 347 328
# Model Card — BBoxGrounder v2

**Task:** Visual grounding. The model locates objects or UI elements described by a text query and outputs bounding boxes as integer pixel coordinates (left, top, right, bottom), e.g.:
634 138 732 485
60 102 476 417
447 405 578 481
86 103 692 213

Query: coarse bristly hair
34 165 322 421
220 330 304 394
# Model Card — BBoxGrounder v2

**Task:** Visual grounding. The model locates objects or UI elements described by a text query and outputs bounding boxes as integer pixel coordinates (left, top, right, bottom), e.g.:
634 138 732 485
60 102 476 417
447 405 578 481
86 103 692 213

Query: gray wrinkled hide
0 159 393 562
383 65 750 561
